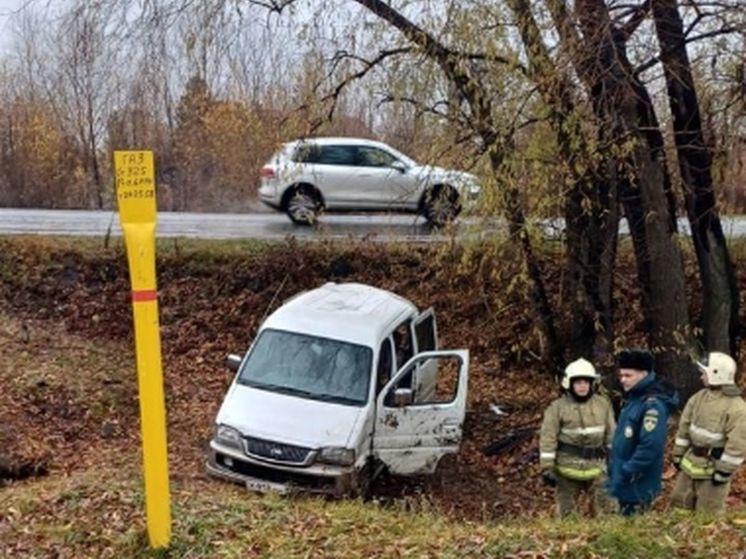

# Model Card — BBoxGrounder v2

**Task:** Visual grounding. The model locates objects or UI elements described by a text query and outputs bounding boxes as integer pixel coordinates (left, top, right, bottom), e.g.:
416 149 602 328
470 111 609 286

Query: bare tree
45 2 123 208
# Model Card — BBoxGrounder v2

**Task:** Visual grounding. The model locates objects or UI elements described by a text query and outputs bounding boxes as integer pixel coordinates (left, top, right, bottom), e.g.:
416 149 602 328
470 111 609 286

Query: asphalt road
0 208 445 241
0 208 744 241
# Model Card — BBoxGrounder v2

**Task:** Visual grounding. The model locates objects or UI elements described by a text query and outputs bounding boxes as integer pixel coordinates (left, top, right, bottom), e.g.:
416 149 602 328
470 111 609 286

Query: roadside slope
1 236 745 532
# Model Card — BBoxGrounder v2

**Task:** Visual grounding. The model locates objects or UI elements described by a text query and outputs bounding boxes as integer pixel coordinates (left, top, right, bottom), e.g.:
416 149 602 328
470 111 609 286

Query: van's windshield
237 329 373 406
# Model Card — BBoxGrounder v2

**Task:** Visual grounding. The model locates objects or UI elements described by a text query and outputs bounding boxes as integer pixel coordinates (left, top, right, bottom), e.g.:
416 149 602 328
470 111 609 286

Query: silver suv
258 137 481 226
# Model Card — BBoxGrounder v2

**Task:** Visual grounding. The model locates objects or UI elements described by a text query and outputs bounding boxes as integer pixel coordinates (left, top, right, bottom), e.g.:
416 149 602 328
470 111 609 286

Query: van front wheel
348 462 376 500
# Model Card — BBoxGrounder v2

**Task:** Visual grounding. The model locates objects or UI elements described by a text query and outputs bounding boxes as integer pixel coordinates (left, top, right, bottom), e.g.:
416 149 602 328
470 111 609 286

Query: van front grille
243 436 313 465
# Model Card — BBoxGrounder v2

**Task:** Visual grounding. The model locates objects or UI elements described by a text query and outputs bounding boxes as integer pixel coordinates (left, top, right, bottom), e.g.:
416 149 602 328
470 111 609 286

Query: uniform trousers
670 471 730 514
555 475 614 517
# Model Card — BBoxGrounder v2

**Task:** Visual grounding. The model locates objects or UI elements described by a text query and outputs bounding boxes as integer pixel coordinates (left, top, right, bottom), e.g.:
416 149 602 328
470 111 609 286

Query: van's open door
373 350 468 475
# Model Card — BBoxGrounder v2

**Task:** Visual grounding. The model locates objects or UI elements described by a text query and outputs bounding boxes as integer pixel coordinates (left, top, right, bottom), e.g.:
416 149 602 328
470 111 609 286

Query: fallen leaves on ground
1 236 745 523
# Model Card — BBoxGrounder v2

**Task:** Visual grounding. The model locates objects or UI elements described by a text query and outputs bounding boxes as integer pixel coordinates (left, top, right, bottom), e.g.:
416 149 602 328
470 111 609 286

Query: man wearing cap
608 349 679 516
670 352 746 513
539 358 616 516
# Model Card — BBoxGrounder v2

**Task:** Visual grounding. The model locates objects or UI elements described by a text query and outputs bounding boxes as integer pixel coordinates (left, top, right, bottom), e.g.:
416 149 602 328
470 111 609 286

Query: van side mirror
225 354 242 372
393 387 413 407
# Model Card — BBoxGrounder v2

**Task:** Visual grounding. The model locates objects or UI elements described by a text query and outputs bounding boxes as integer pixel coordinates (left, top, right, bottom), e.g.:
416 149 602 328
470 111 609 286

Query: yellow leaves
0 97 89 206
172 88 278 209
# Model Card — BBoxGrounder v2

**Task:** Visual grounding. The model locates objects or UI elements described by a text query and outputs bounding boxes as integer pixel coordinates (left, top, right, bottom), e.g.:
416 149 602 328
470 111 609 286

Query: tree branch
245 0 298 13
617 0 650 41
376 94 452 120
289 47 412 130
634 24 741 75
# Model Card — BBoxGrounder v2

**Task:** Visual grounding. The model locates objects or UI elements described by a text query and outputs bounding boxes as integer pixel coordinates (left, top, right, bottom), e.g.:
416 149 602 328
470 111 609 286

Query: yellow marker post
114 150 171 548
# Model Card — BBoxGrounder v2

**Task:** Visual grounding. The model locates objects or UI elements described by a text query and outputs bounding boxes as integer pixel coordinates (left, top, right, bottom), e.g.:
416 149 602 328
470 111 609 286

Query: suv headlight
317 447 355 466
215 424 243 449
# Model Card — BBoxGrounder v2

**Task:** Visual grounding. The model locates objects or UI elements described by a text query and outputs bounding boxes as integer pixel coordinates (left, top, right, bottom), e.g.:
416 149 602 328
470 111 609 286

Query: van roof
262 282 417 348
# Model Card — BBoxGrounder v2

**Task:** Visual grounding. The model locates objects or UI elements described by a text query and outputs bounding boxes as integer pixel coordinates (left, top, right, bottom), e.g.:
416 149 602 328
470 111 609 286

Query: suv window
357 146 399 168
293 143 321 163
292 144 357 165
317 145 357 166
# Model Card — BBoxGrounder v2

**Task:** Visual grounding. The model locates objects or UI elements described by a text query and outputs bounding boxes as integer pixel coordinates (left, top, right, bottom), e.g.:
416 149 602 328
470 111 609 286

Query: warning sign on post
115 150 156 223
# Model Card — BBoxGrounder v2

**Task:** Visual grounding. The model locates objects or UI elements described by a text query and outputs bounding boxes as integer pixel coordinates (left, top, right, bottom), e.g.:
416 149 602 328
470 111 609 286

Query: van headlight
215 424 243 449
318 447 355 466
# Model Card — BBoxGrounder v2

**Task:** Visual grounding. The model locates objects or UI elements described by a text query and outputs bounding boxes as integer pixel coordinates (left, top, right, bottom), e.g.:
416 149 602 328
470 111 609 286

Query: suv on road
258 137 481 227
206 282 469 497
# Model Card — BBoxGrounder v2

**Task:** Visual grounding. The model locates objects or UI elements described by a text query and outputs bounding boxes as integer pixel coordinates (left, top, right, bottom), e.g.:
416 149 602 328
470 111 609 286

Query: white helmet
697 352 737 386
561 358 598 390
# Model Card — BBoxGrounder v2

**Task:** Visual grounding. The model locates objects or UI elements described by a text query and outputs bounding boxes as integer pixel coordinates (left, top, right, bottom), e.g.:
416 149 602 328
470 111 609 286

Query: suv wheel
285 185 321 225
424 185 460 228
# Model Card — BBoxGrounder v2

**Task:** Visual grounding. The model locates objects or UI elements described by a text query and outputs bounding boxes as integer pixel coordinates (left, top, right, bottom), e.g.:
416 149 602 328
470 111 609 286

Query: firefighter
608 349 679 516
539 358 616 517
670 352 746 513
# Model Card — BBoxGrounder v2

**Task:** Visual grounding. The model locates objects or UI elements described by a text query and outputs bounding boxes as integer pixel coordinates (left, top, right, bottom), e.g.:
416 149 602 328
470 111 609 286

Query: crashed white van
206 282 469 496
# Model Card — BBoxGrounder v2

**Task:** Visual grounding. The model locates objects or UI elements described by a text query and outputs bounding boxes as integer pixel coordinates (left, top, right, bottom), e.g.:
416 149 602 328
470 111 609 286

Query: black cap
617 349 655 372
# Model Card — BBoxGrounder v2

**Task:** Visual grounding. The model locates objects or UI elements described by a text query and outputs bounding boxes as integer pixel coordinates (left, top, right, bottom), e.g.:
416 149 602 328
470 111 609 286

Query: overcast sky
0 0 29 52
0 0 67 53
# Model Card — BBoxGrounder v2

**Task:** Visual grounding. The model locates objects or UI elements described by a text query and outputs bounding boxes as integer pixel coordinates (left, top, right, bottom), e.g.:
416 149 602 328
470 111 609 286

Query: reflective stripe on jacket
539 393 615 481
673 387 746 479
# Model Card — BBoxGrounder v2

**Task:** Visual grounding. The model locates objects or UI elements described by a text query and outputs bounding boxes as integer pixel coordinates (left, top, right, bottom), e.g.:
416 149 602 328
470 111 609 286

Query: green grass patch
2 469 745 558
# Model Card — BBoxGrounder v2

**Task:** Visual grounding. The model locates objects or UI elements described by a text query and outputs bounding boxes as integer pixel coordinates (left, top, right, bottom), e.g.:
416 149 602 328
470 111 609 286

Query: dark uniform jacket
608 373 679 504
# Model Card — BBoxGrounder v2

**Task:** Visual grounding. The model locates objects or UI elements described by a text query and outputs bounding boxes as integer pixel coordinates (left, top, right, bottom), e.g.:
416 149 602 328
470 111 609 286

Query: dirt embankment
1 237 744 519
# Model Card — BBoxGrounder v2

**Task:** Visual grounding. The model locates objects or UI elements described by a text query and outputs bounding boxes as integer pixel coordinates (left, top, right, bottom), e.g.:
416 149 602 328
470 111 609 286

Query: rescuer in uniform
540 358 616 516
608 349 679 516
670 351 746 513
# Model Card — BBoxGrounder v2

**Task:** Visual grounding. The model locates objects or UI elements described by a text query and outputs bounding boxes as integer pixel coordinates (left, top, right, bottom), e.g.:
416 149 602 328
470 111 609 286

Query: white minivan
206 282 469 496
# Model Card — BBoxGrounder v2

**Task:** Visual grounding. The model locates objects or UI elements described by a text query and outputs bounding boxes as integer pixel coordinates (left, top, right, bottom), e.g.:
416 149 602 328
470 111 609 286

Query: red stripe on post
132 289 158 302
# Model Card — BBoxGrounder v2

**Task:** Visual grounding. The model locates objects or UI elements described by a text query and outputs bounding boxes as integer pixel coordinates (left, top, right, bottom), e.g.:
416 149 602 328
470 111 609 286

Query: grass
0 314 136 422
3 468 746 558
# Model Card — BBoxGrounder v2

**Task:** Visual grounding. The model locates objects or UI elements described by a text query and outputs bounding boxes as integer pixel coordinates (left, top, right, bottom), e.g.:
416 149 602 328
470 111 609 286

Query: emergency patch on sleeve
643 415 658 432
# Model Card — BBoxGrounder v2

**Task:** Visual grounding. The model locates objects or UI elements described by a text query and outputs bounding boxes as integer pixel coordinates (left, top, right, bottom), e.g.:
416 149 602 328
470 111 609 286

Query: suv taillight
260 166 275 179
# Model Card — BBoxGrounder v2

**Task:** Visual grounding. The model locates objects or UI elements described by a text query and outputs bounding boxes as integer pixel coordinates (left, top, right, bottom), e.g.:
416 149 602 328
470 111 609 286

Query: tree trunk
353 0 566 372
88 118 103 209
572 0 698 398
507 0 618 363
651 0 739 356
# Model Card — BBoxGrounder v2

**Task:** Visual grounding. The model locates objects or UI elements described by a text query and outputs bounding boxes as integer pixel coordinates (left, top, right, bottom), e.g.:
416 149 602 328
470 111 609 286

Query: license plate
245 478 289 494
